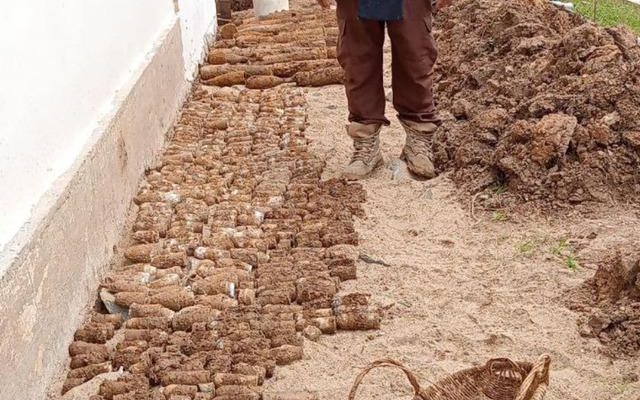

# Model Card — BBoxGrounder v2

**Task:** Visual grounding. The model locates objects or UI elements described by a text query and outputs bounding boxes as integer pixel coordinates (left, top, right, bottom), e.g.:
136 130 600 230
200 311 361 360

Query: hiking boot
399 119 438 179
343 122 383 180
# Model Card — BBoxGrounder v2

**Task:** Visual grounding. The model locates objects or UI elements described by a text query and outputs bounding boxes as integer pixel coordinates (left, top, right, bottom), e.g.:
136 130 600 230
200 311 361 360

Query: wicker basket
349 354 550 400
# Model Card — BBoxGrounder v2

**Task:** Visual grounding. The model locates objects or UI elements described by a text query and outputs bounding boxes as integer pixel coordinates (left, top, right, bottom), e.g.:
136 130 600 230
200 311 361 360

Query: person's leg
337 0 387 125
388 0 440 178
387 0 438 123
336 0 387 179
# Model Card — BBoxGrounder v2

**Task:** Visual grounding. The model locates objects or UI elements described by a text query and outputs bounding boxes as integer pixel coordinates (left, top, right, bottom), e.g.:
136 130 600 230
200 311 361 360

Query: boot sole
342 156 384 181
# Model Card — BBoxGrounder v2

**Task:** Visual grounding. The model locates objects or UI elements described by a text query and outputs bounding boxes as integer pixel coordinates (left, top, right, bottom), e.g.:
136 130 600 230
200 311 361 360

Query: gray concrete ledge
0 18 189 400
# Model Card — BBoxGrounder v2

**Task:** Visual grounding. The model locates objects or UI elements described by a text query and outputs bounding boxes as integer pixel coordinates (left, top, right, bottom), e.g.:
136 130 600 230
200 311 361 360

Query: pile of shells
62 79 376 399
201 7 343 89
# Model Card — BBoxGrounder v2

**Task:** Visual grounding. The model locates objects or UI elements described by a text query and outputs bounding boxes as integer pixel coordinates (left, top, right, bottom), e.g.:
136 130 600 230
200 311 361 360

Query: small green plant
551 237 568 256
492 211 507 222
493 184 507 196
565 255 579 272
551 237 579 271
517 240 536 254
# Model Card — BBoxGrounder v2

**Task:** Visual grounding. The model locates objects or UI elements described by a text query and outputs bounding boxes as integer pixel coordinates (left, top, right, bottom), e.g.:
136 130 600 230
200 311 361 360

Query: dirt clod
567 250 640 357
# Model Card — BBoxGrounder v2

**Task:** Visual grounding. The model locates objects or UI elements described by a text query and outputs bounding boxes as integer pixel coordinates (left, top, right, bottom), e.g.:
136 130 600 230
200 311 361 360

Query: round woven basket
348 355 550 400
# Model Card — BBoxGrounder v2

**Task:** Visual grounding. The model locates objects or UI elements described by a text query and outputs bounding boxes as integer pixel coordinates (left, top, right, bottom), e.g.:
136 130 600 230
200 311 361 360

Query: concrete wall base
0 19 190 400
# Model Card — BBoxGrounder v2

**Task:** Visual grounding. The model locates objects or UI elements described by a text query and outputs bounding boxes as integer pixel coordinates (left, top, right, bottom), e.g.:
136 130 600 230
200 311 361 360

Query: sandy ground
262 80 640 398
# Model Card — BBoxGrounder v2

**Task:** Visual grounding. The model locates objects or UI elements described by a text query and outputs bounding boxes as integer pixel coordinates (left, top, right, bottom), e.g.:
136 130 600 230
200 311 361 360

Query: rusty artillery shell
201 64 272 80
194 247 230 261
270 333 304 348
219 23 238 39
336 311 381 331
198 382 215 393
192 278 236 297
62 378 86 394
295 67 344 87
159 370 211 386
148 273 181 289
270 345 303 365
211 267 252 283
124 244 157 263
68 362 112 380
113 345 146 370
172 305 218 331
208 51 248 65
237 289 255 305
203 71 246 87
74 323 115 344
309 316 337 334
69 351 110 369
99 375 148 400
232 353 276 378
295 277 338 304
231 364 265 384
213 39 236 49
328 259 357 282
196 294 239 310
256 289 295 306
91 313 124 328
123 329 169 346
274 29 324 43
125 317 170 330
295 318 307 332
303 325 322 342
115 291 148 308
202 230 234 250
236 34 273 48
102 279 148 294
215 385 262 398
151 252 187 269
261 320 296 336
262 304 303 314
230 248 264 266
129 303 175 319
245 75 286 90
259 48 327 66
325 244 358 261
68 341 110 357
156 266 184 278
214 373 260 387
164 384 198 398
149 287 195 311
133 231 160 244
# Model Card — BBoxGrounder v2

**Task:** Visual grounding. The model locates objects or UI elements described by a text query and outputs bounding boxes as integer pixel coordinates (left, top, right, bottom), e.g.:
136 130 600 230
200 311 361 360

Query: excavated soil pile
432 0 640 206
201 8 343 89
567 251 640 357
61 81 380 399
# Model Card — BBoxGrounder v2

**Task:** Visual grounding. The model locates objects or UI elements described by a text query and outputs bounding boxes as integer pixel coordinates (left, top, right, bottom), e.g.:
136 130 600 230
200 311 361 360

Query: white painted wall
0 0 219 257
178 0 218 80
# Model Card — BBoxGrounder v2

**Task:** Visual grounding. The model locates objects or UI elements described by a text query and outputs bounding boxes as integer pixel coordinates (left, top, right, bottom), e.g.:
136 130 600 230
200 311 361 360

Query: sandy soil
262 79 640 399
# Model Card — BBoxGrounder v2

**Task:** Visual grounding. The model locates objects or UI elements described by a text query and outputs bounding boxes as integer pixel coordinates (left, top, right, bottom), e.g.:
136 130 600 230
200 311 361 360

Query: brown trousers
336 0 439 126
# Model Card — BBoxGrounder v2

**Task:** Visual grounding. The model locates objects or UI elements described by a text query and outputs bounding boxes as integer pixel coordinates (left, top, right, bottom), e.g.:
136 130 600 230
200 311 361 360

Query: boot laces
351 136 378 163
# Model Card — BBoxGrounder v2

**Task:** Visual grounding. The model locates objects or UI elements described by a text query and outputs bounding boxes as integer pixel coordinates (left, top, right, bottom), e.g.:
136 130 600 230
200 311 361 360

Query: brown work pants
336 0 439 126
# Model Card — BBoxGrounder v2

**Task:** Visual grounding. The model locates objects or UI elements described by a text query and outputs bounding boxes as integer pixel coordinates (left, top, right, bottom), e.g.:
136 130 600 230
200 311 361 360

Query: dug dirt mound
567 250 640 357
432 0 640 206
